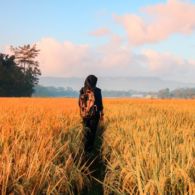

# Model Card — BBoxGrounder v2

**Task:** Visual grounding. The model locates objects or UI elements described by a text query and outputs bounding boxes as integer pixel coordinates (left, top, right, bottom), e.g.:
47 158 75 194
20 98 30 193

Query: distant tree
11 44 39 71
11 44 41 95
158 88 170 98
0 44 41 97
171 88 195 98
33 85 79 97
0 54 27 96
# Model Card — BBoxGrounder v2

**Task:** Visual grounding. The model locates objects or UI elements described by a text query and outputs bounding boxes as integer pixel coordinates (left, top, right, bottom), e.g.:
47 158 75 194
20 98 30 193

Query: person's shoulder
94 87 102 96
95 87 101 92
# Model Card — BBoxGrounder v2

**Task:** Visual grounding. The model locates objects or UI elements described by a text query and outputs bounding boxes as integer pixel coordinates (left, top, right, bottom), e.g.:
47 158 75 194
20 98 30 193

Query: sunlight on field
103 99 195 194
0 98 194 194
0 98 89 195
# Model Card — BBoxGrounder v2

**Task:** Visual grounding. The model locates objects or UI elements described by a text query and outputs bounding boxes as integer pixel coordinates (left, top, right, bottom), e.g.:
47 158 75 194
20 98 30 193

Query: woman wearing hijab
79 75 104 153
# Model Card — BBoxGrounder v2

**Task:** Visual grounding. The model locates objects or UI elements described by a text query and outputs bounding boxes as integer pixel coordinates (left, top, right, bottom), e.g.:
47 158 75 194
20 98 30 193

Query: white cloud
142 49 195 80
89 28 111 37
34 37 148 77
115 0 195 45
36 37 195 81
36 38 90 77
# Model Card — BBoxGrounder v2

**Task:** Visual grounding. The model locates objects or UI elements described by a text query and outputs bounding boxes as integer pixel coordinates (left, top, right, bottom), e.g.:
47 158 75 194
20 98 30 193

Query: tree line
33 85 195 98
0 45 41 97
157 88 195 99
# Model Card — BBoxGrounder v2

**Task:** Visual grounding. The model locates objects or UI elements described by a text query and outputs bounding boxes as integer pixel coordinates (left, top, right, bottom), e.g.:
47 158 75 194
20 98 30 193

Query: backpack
79 88 97 118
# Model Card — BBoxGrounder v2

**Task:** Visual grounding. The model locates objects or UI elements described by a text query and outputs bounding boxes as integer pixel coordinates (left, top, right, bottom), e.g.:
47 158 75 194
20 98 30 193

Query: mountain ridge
39 76 195 92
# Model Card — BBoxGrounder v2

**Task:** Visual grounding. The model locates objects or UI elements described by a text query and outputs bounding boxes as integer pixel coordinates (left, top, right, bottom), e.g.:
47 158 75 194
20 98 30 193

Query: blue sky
0 0 166 45
0 0 195 82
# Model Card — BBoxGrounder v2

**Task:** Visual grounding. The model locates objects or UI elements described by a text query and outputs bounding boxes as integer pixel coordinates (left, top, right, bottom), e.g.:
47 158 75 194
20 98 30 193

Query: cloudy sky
0 0 195 82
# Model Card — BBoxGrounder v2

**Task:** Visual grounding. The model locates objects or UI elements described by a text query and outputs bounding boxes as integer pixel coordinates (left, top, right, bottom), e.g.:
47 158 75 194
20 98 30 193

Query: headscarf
84 75 97 90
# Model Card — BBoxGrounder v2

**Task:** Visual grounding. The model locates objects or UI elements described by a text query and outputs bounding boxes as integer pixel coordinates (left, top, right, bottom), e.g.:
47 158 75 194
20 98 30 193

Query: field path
81 124 106 195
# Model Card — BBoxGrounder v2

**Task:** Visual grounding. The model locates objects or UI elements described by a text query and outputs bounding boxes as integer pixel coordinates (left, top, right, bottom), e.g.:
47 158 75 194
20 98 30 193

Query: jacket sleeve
98 89 103 112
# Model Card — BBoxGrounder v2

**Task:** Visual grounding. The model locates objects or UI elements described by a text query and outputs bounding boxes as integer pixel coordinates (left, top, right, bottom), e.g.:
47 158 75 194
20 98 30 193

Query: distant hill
39 76 195 92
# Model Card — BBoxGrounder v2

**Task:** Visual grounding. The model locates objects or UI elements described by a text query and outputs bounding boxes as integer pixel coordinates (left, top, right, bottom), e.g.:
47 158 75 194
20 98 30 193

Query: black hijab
84 75 97 90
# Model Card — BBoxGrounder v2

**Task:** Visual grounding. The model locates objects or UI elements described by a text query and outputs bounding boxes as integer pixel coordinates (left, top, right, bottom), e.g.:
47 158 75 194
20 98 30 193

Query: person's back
79 75 104 153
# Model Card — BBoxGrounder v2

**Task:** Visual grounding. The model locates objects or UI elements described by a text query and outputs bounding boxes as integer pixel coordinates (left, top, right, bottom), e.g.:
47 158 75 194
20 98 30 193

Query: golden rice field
102 99 195 195
0 98 89 195
0 98 194 195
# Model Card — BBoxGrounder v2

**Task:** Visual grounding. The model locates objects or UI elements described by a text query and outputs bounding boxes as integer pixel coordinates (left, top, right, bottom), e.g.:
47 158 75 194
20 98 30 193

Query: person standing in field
79 75 104 154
